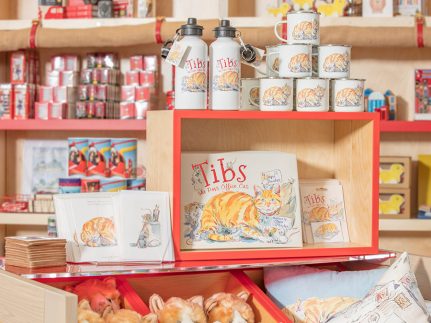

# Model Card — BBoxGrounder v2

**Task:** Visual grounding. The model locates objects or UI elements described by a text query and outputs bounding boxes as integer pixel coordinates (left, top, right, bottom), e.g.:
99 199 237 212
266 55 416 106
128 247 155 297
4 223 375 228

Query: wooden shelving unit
380 121 431 132
379 219 431 231
0 213 50 226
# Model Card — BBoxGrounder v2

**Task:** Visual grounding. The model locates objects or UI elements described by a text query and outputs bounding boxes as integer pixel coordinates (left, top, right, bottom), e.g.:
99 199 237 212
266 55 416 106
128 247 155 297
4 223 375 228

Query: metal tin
295 78 329 111
240 78 260 111
274 11 320 45
259 77 294 111
318 45 351 79
267 44 312 78
331 78 365 112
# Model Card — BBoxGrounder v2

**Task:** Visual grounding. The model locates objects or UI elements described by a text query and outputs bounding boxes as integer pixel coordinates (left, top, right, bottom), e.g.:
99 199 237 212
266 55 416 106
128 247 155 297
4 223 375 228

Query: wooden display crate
379 187 411 219
379 156 411 189
147 110 380 261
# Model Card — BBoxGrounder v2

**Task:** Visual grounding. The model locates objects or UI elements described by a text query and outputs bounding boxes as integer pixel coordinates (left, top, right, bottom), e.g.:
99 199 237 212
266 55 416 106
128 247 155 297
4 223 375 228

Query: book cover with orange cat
181 151 303 250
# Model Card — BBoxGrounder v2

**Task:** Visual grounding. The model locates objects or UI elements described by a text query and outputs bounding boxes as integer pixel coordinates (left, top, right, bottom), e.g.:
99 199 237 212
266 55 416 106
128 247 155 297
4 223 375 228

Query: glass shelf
0 250 396 280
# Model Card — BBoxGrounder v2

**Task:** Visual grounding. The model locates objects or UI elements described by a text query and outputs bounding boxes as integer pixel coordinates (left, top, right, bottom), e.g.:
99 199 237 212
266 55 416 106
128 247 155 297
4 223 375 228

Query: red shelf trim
381 121 431 132
0 119 146 131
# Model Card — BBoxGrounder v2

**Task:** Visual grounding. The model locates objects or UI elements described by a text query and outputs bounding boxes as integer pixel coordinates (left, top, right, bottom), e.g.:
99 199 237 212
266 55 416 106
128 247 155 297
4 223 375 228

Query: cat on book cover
184 176 298 244
129 205 161 248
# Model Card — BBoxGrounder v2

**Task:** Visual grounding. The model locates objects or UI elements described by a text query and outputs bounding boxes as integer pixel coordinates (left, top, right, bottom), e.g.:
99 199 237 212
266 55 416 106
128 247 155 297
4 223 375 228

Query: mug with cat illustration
267 44 312 78
318 44 351 79
265 45 280 77
274 10 320 45
296 78 329 111
240 78 260 111
259 77 294 111
331 78 365 112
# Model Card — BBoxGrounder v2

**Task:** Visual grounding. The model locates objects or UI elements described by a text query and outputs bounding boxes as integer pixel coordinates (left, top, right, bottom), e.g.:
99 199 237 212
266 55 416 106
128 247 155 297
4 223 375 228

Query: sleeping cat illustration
323 52 349 73
79 217 117 247
198 185 282 242
292 19 318 40
183 72 206 92
289 54 311 73
296 86 326 108
335 86 363 107
214 71 240 91
262 85 291 106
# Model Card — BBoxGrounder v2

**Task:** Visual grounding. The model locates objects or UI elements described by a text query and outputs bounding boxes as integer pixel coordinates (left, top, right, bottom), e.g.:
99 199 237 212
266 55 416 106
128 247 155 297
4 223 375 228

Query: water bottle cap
179 17 203 36
214 19 236 38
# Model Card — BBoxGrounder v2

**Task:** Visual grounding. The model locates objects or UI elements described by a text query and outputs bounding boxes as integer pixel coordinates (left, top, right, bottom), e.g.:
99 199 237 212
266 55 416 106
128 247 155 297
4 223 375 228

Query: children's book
300 179 349 244
54 191 173 263
181 151 303 250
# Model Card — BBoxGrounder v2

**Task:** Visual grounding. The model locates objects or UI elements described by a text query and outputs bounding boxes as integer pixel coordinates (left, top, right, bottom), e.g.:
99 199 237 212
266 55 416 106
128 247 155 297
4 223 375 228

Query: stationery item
181 151 303 250
54 191 173 263
415 69 431 120
5 236 66 268
0 84 12 119
296 78 329 111
68 138 89 176
110 139 137 178
87 138 111 177
300 179 349 244
81 179 100 193
259 77 294 111
59 178 82 194
318 45 351 79
12 84 31 119
100 179 127 192
274 10 320 45
362 0 393 16
127 179 146 191
331 79 365 112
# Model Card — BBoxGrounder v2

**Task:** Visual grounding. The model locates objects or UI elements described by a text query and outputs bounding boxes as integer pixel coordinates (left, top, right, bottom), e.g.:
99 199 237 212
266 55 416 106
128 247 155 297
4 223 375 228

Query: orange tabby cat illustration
249 87 259 106
184 72 206 92
308 206 330 222
205 292 255 323
289 54 311 73
314 222 339 239
296 86 325 108
79 217 117 247
292 19 318 40
323 53 349 73
144 294 206 323
215 71 239 91
262 85 291 106
198 185 282 241
335 86 363 107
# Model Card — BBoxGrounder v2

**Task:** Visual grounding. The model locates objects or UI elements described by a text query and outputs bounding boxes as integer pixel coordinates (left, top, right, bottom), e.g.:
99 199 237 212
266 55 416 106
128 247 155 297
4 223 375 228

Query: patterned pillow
283 297 358 323
327 252 431 323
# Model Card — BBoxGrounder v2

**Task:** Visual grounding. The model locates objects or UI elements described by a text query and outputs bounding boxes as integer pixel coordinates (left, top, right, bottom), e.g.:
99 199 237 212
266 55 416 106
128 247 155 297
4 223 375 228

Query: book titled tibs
54 191 173 263
181 151 303 250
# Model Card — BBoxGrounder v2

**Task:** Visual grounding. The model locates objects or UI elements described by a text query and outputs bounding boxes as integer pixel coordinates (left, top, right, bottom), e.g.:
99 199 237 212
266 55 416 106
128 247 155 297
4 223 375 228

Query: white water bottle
175 18 208 110
209 20 241 110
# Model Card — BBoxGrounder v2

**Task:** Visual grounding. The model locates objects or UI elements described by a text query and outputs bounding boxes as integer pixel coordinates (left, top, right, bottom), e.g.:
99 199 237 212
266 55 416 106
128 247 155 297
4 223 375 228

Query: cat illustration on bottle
262 84 292 106
182 72 206 92
289 54 311 73
213 71 239 91
323 52 349 73
335 86 363 107
296 86 326 108
292 19 319 41
78 217 117 247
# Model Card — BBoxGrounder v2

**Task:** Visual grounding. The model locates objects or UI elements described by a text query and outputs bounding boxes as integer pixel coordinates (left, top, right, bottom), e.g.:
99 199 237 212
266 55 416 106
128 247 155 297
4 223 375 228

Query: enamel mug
240 78 260 111
296 78 329 111
259 77 294 111
331 79 365 112
265 45 280 77
318 45 351 79
274 11 320 45
267 44 312 78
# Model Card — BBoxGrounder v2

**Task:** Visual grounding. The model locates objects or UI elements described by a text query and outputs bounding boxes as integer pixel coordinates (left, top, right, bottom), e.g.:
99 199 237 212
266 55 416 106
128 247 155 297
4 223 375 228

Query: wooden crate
379 156 411 188
379 188 411 219
147 110 380 261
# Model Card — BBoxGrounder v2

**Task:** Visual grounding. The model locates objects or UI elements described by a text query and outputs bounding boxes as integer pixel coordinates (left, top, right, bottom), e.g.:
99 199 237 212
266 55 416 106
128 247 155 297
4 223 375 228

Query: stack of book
5 236 66 268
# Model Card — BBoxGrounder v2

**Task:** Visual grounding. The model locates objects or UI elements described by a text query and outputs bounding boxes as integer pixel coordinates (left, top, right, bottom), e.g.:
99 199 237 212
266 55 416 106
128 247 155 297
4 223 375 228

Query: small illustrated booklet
300 179 349 244
181 151 303 250
54 191 174 263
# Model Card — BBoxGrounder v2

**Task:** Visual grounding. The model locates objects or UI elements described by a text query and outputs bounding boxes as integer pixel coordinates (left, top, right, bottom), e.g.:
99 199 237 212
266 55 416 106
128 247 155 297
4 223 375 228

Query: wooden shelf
380 121 431 132
0 213 50 225
0 119 146 131
379 219 431 231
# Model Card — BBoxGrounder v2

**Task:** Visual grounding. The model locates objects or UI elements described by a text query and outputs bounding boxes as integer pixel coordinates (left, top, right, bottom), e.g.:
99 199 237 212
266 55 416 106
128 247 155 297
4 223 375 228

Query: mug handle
274 21 288 43
265 52 279 76
250 96 260 108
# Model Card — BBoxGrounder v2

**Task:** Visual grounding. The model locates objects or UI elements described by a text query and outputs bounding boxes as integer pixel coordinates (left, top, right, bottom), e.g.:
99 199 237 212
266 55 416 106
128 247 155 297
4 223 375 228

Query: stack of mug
241 10 365 112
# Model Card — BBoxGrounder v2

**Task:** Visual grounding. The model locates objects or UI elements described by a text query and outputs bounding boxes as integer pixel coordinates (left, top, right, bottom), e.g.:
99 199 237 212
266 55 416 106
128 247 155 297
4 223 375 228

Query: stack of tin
241 10 365 112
